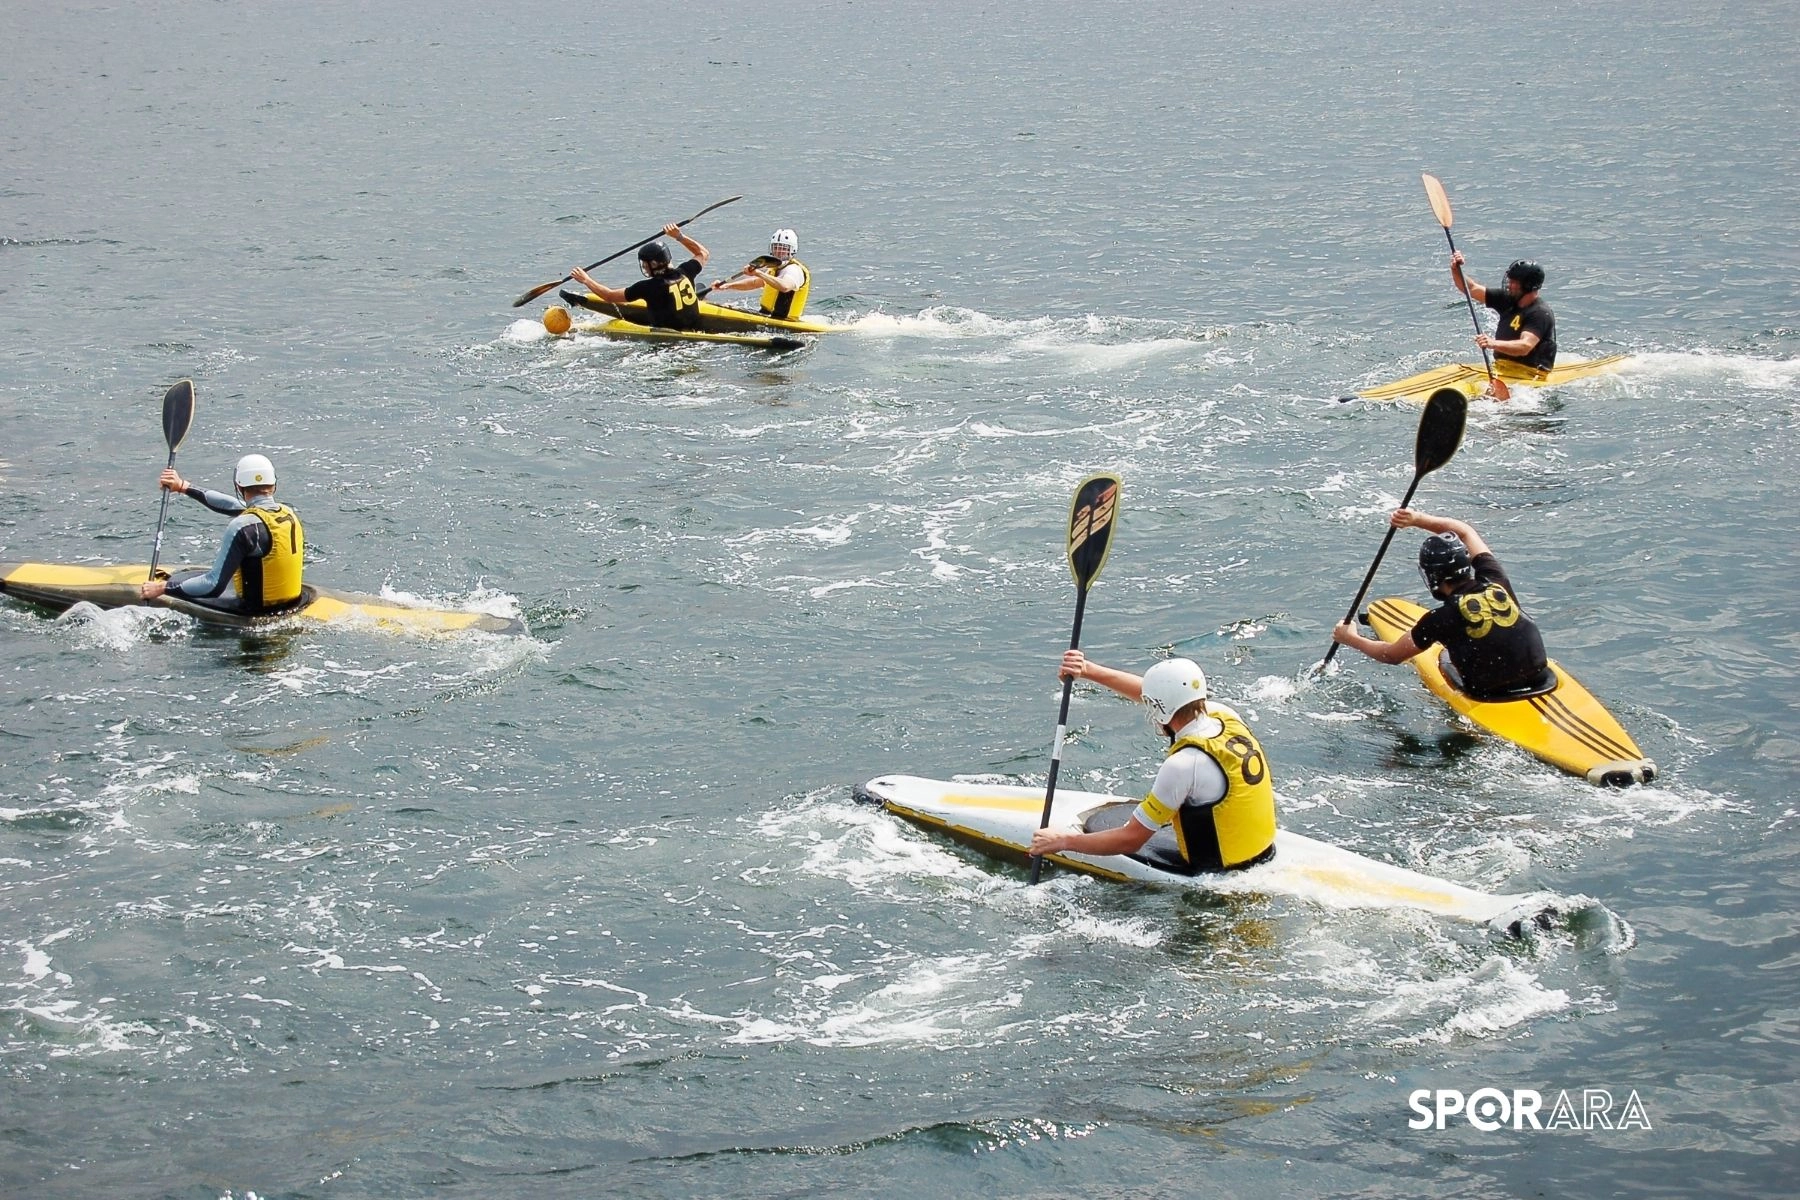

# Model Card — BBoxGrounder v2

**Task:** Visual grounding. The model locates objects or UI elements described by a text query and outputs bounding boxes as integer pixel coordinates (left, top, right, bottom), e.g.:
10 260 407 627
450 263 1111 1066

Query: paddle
147 379 196 581
510 195 743 308
1028 472 1123 885
1319 386 1467 669
1422 173 1509 401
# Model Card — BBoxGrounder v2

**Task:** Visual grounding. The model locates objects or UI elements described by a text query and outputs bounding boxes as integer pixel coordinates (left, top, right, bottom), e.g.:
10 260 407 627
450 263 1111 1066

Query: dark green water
3 2 1796 1196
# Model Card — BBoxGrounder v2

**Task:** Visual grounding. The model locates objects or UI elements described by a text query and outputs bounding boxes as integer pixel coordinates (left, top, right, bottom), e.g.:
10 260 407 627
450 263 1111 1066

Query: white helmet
769 228 798 259
1141 658 1208 728
234 453 277 489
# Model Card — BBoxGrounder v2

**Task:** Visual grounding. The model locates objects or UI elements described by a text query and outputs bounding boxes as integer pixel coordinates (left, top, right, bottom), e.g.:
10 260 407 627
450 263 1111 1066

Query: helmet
1418 532 1474 591
638 241 671 267
769 228 798 259
1506 260 1546 292
234 454 276 490
1141 658 1208 728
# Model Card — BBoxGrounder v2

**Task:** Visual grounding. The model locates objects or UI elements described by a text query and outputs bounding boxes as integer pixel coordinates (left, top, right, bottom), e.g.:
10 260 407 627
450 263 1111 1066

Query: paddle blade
512 278 565 308
161 379 196 452
1414 388 1469 476
1065 473 1122 589
1422 172 1453 230
1484 375 1512 402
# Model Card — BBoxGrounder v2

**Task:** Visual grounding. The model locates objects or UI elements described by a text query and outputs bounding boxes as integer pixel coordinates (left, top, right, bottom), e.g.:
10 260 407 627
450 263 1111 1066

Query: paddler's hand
1474 333 1497 350
1029 827 1073 857
140 579 168 601
1059 649 1089 682
1331 621 1358 645
1390 507 1424 530
570 266 599 290
158 467 187 493
1450 250 1466 269
662 223 681 238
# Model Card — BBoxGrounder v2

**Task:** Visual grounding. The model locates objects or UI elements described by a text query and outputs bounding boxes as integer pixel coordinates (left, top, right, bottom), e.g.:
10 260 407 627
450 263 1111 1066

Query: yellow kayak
1364 596 1654 786
1355 354 1630 403
0 562 524 636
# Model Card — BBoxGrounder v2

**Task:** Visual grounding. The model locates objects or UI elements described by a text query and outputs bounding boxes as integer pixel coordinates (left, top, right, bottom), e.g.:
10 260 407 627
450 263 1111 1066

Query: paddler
1331 508 1549 698
1450 252 1557 370
138 454 304 613
1028 653 1278 872
707 228 811 320
571 222 710 331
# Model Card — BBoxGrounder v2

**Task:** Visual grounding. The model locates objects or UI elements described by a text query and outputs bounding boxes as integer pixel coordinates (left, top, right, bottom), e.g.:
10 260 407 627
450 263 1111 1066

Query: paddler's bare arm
1332 622 1422 665
664 222 708 268
570 266 628 304
1059 650 1143 701
1449 250 1487 303
1391 508 1492 558
1475 329 1541 357
1030 817 1154 859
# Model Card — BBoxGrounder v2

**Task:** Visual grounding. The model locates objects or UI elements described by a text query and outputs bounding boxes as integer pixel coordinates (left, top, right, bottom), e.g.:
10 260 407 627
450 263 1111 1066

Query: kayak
1354 354 1630 403
558 292 841 336
0 562 525 636
853 774 1550 928
1364 596 1654 786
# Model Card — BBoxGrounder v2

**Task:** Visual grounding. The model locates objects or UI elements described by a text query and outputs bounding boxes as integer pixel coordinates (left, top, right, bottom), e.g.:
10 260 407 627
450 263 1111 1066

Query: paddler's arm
1449 250 1487 303
1059 650 1143 701
570 266 629 305
1474 329 1541 358
1030 817 1154 859
1391 508 1492 558
1332 622 1422 665
140 517 264 601
664 222 708 268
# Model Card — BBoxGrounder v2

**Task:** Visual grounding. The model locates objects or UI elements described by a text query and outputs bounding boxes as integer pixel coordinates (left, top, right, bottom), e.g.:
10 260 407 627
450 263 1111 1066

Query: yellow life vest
233 502 304 608
1162 705 1277 869
760 258 810 320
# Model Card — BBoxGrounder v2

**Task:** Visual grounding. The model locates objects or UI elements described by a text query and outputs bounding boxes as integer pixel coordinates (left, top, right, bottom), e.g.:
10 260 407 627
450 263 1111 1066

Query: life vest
1162 705 1277 870
233 502 304 608
759 258 810 320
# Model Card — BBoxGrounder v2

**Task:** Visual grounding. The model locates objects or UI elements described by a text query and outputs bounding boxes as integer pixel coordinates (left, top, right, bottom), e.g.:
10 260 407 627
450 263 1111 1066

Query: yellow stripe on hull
1356 354 1629 403
1365 596 1654 785
0 562 523 636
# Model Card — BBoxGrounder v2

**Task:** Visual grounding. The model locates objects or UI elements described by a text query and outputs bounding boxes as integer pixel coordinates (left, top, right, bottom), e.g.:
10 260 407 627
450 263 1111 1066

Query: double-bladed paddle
510 195 743 308
1029 472 1123 885
147 379 196 581
1422 173 1510 402
1319 387 1467 669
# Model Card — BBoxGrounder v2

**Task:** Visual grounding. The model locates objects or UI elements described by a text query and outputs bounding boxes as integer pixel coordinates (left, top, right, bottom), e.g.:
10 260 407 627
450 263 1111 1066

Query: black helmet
638 241 671 267
1419 532 1475 591
1506 260 1546 292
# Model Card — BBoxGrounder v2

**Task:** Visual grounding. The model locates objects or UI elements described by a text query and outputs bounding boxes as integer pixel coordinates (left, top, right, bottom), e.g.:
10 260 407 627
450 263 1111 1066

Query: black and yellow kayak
1354 354 1630 403
1364 596 1654 786
544 294 841 351
0 562 525 636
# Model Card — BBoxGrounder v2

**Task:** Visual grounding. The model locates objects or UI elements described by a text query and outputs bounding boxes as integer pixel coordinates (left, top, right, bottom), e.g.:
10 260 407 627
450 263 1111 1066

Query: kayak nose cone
1587 759 1657 787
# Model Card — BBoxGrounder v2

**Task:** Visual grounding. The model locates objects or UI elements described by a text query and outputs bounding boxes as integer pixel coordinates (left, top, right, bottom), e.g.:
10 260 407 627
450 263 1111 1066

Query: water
4 2 1797 1196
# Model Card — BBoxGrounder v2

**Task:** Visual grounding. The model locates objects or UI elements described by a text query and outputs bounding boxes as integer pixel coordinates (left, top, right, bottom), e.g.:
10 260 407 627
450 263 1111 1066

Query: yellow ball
542 305 572 336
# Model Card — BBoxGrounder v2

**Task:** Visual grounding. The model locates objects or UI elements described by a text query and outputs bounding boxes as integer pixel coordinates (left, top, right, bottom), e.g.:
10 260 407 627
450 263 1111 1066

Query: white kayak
854 774 1551 929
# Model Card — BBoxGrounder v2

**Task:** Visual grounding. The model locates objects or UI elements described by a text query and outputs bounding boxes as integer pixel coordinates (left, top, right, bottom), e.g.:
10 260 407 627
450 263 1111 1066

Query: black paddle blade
161 379 196 451
1065 473 1122 589
1414 388 1468 476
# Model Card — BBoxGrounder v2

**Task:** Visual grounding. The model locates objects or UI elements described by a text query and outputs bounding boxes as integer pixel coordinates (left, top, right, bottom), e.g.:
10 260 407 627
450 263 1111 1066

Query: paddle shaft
147 445 179 580
1319 473 1429 668
1028 585 1091 885
512 195 742 308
